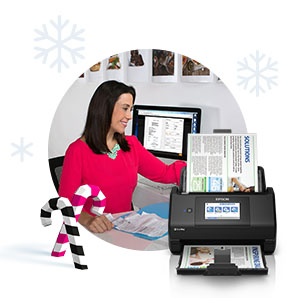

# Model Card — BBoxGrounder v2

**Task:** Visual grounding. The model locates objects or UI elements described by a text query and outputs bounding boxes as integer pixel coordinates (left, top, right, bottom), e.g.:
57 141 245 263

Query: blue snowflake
237 50 278 96
34 15 85 73
11 137 33 162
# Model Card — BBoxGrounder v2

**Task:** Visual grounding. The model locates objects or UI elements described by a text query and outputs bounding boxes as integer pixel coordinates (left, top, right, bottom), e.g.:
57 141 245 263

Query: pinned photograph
90 62 102 72
86 61 104 82
182 57 210 76
106 54 124 81
152 50 177 82
127 49 150 82
129 50 144 67
181 55 215 82
107 54 122 70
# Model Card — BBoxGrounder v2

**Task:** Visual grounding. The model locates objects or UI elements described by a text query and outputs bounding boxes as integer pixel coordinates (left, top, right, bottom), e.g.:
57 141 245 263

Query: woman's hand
79 212 114 233
87 215 114 233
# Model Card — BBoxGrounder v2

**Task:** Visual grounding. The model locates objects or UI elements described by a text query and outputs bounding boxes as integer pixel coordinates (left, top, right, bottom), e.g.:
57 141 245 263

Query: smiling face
108 93 134 137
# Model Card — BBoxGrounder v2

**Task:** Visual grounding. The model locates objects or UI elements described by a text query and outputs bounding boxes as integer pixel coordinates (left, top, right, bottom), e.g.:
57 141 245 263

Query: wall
48 79 247 158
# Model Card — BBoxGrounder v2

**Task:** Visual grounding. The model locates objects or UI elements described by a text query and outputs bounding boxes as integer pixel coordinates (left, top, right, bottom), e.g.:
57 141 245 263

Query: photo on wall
85 61 104 82
129 50 145 67
106 53 124 81
90 62 102 72
107 54 122 69
181 55 215 82
127 49 150 82
152 49 177 82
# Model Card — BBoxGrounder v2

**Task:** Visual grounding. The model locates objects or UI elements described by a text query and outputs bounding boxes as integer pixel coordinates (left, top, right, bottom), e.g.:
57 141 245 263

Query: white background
0 0 294 297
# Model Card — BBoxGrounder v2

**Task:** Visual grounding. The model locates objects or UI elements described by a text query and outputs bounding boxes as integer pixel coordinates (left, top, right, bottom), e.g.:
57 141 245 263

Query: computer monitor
132 105 201 160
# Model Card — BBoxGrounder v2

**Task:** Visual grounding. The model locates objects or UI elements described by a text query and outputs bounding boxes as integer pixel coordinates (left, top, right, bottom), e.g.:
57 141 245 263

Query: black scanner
168 166 276 275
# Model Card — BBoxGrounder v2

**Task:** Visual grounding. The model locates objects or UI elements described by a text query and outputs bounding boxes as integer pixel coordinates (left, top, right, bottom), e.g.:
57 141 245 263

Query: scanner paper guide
111 211 168 238
187 134 258 192
179 245 265 269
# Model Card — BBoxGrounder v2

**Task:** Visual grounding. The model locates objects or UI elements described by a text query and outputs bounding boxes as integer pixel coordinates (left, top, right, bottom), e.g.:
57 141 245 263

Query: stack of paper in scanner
179 245 265 269
186 134 258 193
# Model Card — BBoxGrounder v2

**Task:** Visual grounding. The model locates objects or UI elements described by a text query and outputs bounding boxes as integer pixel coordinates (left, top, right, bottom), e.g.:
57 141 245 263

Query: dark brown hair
82 80 136 154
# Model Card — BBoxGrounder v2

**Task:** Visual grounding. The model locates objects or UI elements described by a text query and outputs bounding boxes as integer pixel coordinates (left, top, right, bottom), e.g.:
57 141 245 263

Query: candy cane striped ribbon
40 197 87 270
40 184 106 269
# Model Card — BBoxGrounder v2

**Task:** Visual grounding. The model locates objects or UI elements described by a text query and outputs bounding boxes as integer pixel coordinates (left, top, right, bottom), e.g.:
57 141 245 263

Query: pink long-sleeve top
58 135 186 216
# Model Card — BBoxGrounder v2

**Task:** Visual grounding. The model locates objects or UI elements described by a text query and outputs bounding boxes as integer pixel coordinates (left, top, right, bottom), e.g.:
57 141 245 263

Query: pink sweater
58 135 186 215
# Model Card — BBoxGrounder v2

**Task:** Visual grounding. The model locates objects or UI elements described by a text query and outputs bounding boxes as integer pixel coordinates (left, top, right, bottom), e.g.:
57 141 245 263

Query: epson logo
174 228 186 232
215 197 229 201
244 136 250 163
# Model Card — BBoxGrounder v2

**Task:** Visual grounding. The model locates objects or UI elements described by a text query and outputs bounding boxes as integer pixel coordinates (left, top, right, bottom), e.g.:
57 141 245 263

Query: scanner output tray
177 245 268 275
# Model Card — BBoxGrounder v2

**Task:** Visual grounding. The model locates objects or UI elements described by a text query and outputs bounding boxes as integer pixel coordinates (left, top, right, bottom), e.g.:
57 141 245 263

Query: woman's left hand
79 211 114 233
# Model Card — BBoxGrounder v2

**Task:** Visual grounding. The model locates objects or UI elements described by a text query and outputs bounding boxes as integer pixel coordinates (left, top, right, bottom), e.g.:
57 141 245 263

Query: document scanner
168 166 276 275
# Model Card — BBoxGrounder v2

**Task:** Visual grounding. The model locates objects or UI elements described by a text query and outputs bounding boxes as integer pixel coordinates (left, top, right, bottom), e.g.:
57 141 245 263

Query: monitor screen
132 105 201 160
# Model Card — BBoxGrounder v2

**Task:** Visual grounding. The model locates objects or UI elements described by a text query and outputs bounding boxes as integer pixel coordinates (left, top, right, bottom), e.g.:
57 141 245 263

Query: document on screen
144 116 184 154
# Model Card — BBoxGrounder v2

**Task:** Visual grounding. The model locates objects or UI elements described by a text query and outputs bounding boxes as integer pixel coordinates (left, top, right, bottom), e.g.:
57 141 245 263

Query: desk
92 203 169 251
132 181 172 209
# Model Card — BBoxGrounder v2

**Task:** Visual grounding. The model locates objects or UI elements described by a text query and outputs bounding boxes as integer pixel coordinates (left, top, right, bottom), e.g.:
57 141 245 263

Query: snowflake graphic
34 15 85 72
237 50 278 96
11 137 33 162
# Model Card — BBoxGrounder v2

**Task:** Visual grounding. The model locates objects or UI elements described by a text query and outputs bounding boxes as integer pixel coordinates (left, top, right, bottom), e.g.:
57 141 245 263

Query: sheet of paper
187 134 258 192
112 211 168 238
179 245 265 269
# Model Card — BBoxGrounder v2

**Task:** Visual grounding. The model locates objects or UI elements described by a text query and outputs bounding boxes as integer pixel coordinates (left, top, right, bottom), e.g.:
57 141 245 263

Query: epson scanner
169 166 276 275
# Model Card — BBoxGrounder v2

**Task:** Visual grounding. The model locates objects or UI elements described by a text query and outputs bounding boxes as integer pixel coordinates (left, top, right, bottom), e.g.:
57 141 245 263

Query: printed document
179 245 265 269
112 211 168 238
187 134 258 192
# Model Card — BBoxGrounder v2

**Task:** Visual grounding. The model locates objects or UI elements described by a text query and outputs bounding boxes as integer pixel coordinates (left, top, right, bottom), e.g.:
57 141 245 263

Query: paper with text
112 211 168 238
187 134 258 192
179 245 265 269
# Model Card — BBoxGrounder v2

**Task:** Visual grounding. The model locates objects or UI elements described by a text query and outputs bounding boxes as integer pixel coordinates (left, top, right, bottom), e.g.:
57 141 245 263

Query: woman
59 80 186 233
